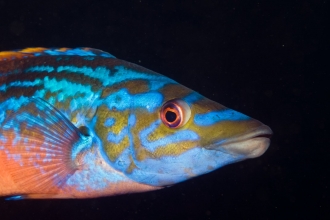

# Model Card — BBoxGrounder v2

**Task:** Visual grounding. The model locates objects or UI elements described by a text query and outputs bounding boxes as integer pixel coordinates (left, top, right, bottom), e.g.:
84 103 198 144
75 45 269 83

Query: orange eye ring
160 99 191 128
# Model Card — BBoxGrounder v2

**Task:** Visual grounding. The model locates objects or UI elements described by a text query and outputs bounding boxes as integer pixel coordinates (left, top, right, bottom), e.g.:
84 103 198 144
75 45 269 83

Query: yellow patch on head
95 105 131 162
152 141 198 157
104 135 130 161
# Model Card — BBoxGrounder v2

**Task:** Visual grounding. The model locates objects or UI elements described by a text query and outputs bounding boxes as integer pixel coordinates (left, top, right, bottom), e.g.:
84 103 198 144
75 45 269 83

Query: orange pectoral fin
0 98 88 196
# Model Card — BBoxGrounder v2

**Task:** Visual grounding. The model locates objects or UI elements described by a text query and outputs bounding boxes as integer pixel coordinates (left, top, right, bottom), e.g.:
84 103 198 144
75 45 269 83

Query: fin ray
0 98 90 193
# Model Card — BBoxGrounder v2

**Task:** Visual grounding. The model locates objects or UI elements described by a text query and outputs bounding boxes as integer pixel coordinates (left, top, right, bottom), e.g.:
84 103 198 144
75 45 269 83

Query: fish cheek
130 110 159 162
95 105 130 162
133 112 200 162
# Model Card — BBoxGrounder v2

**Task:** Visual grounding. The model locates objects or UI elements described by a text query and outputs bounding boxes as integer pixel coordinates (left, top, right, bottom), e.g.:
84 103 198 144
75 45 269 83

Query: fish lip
233 124 273 143
205 125 273 158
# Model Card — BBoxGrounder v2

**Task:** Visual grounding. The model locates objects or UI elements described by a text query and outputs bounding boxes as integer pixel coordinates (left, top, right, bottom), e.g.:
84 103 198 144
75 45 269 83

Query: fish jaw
206 124 272 159
122 122 272 187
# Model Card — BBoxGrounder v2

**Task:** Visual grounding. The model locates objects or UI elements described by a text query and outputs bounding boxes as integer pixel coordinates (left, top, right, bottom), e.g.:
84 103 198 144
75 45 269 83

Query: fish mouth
206 125 273 159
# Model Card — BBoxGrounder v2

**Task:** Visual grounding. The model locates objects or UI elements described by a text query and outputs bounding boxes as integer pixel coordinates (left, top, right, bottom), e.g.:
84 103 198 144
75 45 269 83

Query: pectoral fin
0 98 90 194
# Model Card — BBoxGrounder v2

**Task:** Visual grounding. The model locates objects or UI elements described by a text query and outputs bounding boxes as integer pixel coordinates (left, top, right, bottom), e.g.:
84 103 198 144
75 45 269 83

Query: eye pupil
165 110 177 122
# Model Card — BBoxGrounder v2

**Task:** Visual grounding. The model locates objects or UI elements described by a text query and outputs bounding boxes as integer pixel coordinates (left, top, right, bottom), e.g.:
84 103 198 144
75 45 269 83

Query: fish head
101 80 272 187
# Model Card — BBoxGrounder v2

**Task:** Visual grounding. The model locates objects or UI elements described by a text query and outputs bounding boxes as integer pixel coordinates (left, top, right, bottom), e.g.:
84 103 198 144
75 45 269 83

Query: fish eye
160 99 191 128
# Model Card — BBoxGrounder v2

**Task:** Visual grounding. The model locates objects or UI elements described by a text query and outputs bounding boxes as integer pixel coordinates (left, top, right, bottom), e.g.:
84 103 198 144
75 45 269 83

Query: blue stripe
104 88 163 113
139 120 199 152
57 66 111 86
113 66 175 90
0 79 42 91
183 92 203 104
18 64 175 90
107 126 128 144
25 66 54 73
194 109 250 126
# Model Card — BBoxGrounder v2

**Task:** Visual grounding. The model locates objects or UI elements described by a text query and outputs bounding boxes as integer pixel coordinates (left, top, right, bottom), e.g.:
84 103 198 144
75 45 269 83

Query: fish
0 47 272 199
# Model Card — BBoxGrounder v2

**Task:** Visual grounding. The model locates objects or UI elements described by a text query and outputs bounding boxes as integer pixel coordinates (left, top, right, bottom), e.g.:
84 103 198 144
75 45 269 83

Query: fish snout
207 124 273 159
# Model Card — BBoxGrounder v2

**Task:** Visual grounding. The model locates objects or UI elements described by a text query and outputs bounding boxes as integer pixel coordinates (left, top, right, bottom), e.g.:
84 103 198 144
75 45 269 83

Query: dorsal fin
0 47 115 61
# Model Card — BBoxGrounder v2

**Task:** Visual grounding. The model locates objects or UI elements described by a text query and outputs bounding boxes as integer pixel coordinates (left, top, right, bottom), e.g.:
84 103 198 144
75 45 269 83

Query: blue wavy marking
23 64 113 86
104 88 163 113
107 126 128 144
182 92 203 104
113 66 175 90
101 114 138 171
40 77 100 113
30 76 99 113
0 79 42 92
0 96 29 124
128 114 136 127
57 66 112 86
16 64 176 90
43 76 93 95
104 118 115 127
25 66 55 73
0 77 100 124
139 120 199 152
194 109 250 126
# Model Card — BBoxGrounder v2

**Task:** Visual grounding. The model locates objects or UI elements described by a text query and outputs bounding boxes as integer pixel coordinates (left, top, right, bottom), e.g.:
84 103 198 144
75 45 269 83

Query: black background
0 0 328 219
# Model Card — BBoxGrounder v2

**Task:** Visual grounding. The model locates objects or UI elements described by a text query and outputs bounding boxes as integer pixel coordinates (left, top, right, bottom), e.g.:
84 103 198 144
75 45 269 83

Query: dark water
0 1 327 219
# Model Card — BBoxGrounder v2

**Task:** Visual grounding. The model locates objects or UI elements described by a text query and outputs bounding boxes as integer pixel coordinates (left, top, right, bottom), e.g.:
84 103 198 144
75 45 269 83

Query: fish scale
0 47 272 199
